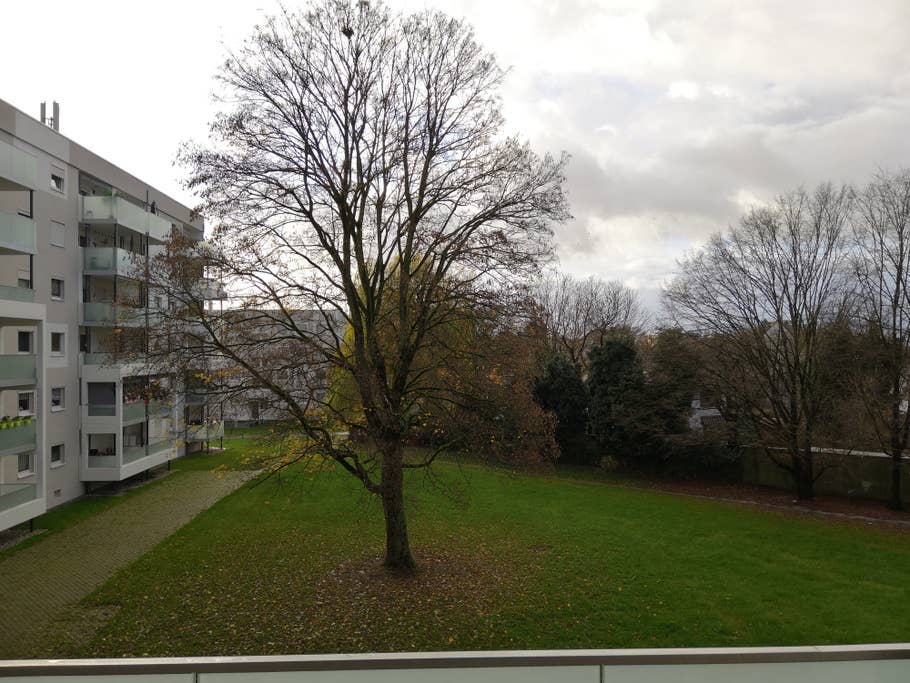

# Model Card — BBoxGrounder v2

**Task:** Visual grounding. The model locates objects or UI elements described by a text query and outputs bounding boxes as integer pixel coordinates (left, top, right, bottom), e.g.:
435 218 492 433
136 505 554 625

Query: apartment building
0 97 220 532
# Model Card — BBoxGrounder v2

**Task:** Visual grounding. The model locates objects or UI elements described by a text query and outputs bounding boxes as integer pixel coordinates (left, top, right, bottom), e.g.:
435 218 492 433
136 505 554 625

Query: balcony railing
0 138 37 190
0 284 35 303
81 195 173 243
0 209 36 255
123 401 146 422
0 354 36 385
148 439 174 455
83 247 143 277
0 482 37 512
186 421 224 442
83 302 148 328
148 400 171 417
199 277 227 300
1 646 909 681
122 444 147 464
87 403 116 417
83 352 141 366
0 419 36 453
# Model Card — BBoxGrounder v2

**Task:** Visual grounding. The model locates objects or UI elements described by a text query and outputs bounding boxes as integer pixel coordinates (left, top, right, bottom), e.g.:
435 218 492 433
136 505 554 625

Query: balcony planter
0 416 29 430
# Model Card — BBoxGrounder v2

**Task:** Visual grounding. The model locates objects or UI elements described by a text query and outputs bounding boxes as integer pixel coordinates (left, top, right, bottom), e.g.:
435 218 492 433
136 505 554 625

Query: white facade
0 97 212 531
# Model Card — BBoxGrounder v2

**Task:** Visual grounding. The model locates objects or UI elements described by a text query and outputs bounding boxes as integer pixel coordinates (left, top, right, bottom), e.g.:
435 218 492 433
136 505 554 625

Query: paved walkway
0 470 252 658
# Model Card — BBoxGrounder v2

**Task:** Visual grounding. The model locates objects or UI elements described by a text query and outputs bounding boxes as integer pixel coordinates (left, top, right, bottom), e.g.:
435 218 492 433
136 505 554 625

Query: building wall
0 97 204 527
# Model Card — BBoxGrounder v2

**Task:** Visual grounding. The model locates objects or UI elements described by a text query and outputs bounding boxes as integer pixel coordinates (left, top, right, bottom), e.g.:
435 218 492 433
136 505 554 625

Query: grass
0 442 261 561
32 438 910 656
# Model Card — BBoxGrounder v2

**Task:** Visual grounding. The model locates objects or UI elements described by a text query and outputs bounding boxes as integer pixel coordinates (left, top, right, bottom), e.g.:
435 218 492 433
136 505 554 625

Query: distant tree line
526 171 910 511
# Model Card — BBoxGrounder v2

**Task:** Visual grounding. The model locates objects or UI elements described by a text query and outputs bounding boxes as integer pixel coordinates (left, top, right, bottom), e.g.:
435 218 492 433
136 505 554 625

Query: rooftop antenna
39 101 60 131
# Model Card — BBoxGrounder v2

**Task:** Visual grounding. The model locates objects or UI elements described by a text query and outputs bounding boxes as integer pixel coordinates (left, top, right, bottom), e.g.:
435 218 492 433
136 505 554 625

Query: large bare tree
534 272 645 372
664 185 852 499
852 170 910 510
168 1 568 569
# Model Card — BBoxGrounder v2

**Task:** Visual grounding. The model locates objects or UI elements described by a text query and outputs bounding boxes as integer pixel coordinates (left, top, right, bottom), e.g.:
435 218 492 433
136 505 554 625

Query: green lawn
49 439 910 656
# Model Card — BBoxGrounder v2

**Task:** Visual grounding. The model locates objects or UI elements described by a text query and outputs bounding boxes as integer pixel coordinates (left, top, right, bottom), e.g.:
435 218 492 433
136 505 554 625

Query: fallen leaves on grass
299 543 533 652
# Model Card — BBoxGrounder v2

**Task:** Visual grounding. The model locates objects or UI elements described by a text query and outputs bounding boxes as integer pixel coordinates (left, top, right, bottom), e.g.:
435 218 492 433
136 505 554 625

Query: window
18 392 34 415
51 387 65 411
17 331 32 353
51 278 64 300
50 171 64 193
50 220 65 248
17 269 31 289
17 452 33 477
50 444 65 467
51 332 65 355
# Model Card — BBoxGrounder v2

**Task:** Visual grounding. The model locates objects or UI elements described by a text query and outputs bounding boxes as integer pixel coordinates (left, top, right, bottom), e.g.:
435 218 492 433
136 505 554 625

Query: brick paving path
0 470 252 658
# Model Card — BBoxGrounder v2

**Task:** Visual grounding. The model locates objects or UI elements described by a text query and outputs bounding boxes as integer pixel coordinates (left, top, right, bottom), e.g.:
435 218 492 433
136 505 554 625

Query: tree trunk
889 449 903 511
380 441 416 571
792 450 814 500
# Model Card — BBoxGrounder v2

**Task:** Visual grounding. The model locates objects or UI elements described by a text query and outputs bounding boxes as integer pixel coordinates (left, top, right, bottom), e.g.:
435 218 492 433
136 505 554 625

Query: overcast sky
4 0 910 311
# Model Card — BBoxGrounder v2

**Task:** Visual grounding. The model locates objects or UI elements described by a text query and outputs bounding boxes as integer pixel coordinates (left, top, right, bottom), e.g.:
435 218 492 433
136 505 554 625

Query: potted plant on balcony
0 416 9 430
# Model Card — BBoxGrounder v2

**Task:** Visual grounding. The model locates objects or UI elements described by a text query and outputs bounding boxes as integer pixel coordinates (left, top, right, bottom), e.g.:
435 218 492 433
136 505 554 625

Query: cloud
4 0 910 317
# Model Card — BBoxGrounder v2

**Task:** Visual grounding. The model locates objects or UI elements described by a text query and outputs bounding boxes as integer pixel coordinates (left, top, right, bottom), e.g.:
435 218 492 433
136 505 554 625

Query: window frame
50 331 65 356
50 277 65 300
17 330 33 354
17 391 34 416
17 452 33 478
51 386 65 412
50 444 65 468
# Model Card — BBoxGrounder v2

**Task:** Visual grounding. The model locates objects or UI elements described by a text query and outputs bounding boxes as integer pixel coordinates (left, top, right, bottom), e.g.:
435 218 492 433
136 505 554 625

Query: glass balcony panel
82 196 173 243
122 445 147 464
87 454 117 468
148 400 171 416
83 247 142 277
0 139 37 190
83 302 117 325
186 421 224 442
0 210 36 254
123 401 146 421
0 284 35 303
87 403 116 417
148 439 173 455
0 482 37 511
0 355 36 384
0 419 36 452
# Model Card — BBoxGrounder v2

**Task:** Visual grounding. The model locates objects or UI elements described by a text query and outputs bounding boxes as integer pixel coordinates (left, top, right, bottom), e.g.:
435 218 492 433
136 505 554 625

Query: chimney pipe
40 102 46 125
52 101 59 131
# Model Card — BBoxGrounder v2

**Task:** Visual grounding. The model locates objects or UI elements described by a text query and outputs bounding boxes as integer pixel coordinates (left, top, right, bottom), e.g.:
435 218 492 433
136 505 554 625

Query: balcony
87 403 116 417
82 302 149 328
0 284 35 304
148 400 171 417
148 439 174 456
122 444 147 464
81 195 173 243
0 209 36 255
199 277 227 300
0 354 36 388
0 419 36 454
0 138 37 191
0 479 43 532
186 421 224 442
83 247 143 277
0 646 909 681
122 401 146 422
0 482 37 512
